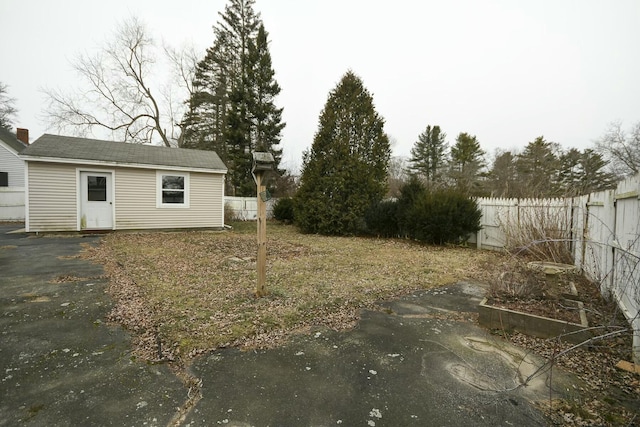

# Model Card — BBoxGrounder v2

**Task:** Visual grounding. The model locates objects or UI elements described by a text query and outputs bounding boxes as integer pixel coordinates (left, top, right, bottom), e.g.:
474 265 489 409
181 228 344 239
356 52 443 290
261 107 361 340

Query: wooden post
256 172 267 297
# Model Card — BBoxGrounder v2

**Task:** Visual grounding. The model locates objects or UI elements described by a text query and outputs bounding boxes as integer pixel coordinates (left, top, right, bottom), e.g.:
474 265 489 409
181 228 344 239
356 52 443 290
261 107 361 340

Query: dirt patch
485 259 617 326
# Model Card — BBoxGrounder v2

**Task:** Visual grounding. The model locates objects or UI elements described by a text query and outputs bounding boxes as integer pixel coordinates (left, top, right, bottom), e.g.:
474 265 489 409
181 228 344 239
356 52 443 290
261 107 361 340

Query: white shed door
80 172 113 229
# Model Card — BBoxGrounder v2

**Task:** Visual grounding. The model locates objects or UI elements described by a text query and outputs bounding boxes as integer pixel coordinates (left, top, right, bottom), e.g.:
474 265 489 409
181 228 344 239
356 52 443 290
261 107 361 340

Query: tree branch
42 16 186 147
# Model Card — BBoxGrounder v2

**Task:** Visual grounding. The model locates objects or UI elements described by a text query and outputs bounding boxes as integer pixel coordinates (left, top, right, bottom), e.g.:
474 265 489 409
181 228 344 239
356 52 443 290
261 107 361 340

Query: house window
157 172 190 207
0 172 7 187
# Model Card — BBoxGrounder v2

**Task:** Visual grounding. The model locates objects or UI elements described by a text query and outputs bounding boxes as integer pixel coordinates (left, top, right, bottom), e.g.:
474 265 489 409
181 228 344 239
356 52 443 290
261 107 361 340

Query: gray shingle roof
21 134 227 172
0 127 28 153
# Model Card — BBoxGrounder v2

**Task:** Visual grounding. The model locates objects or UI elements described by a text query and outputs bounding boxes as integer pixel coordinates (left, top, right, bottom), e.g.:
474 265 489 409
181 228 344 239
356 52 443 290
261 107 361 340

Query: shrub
273 197 295 223
365 199 399 237
488 260 547 299
405 189 481 244
498 199 573 264
396 177 427 237
224 202 237 222
293 178 373 235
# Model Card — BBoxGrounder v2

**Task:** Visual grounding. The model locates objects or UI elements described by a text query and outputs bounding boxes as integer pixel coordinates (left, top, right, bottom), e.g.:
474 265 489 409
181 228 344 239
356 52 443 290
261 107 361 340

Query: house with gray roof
20 134 227 232
0 127 28 220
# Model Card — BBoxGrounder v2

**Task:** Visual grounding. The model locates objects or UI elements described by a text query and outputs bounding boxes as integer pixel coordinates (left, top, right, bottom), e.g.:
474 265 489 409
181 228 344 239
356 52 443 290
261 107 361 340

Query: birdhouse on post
252 152 275 297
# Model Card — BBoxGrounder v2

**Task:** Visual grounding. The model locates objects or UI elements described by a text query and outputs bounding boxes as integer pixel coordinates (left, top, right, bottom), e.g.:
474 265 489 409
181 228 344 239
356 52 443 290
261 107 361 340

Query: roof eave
19 155 227 174
0 139 24 158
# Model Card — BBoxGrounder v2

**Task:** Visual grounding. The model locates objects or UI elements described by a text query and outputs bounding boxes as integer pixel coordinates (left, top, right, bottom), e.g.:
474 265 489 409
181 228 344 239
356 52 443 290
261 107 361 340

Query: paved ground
0 225 581 426
0 225 184 426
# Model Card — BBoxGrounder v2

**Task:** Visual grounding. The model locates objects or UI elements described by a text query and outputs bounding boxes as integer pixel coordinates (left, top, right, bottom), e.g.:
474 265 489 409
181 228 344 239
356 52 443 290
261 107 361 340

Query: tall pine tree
408 125 447 188
181 0 285 196
448 132 486 195
247 24 285 160
578 149 616 194
181 39 229 155
488 151 518 197
558 148 616 196
557 148 582 196
515 136 560 197
294 71 391 235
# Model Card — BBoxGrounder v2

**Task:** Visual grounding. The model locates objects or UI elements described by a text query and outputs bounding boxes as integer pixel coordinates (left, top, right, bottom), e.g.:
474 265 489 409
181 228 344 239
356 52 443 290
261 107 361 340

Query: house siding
114 168 224 229
0 141 25 187
27 162 77 231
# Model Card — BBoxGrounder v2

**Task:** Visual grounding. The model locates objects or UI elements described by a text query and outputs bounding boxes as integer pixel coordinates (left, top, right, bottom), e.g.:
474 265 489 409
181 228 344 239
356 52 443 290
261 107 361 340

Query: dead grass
80 222 639 425
84 222 504 361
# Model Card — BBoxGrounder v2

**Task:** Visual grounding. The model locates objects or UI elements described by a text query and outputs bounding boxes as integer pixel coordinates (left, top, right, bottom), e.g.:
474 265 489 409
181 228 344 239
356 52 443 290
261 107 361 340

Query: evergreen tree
219 0 259 196
181 40 229 155
294 71 391 235
247 24 285 161
396 176 427 237
488 151 518 197
448 132 486 195
558 148 582 196
225 85 253 195
578 149 616 194
515 136 560 197
181 0 285 195
558 148 616 196
408 125 447 187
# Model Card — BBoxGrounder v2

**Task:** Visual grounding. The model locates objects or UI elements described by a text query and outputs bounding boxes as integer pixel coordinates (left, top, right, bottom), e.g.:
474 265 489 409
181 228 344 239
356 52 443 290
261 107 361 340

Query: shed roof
0 127 28 153
21 134 227 172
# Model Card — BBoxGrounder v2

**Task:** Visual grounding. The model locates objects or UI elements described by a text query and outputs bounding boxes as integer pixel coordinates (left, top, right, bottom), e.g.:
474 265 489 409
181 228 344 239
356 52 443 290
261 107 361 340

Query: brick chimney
16 128 29 145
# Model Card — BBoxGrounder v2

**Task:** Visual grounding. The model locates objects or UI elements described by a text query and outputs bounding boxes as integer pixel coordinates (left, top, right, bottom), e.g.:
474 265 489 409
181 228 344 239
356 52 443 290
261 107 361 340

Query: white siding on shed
26 162 77 231
0 141 25 187
114 168 224 230
26 161 225 232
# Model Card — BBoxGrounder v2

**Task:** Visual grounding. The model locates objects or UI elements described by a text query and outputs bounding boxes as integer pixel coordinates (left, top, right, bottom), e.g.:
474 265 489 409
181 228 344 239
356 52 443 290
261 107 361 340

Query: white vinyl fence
224 196 276 221
471 197 574 253
471 174 640 362
0 187 25 221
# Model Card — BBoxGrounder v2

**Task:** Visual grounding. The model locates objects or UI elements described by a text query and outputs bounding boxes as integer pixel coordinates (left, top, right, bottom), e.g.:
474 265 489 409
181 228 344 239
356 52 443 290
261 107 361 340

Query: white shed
20 134 227 232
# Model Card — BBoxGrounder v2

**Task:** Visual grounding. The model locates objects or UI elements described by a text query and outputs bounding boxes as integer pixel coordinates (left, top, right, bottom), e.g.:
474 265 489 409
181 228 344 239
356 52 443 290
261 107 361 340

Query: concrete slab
185 284 579 426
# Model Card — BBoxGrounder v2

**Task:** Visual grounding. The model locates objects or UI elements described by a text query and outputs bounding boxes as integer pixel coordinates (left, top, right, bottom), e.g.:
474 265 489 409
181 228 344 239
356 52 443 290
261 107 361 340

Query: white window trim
156 170 190 208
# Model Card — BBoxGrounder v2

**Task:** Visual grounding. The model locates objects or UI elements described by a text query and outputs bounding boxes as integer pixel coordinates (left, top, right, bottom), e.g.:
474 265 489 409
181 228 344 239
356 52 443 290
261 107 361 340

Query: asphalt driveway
0 225 581 426
0 225 183 426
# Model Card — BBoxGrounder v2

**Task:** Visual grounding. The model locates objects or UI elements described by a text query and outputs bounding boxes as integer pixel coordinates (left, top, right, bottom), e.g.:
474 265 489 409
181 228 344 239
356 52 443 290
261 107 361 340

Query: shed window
162 175 184 203
157 172 190 208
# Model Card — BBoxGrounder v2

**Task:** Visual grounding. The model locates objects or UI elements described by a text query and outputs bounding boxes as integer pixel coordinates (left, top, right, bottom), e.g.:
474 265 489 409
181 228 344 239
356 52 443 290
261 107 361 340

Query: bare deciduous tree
595 120 640 178
0 82 18 130
43 17 192 147
162 42 199 145
387 155 408 198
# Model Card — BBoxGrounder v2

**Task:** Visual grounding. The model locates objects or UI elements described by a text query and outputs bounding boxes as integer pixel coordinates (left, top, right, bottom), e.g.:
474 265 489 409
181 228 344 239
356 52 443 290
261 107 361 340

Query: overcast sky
1 0 639 171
